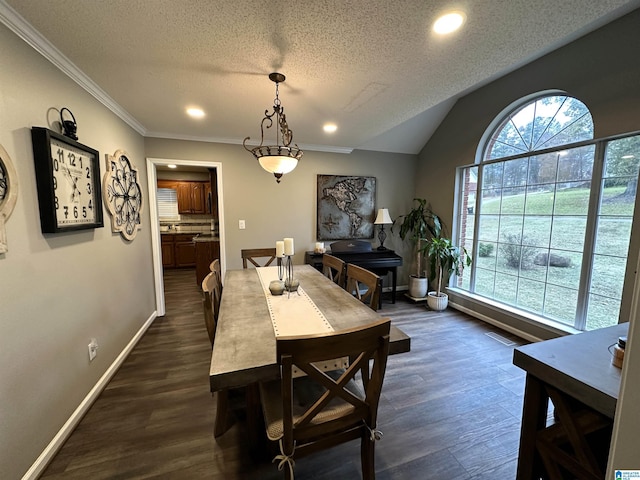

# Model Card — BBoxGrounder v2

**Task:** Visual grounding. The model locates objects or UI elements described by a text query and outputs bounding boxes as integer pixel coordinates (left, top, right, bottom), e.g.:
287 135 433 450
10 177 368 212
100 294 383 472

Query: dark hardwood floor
40 268 529 479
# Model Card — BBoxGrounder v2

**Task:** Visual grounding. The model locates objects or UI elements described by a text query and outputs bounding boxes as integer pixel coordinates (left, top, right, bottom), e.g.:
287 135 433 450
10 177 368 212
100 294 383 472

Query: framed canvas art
317 174 376 240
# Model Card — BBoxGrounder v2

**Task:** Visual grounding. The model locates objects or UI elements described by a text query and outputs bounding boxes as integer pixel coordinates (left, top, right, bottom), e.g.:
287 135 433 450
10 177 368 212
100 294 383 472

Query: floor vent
485 331 516 346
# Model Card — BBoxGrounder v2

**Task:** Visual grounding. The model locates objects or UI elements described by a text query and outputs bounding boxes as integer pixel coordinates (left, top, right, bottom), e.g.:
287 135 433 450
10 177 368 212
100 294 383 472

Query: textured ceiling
2 0 640 154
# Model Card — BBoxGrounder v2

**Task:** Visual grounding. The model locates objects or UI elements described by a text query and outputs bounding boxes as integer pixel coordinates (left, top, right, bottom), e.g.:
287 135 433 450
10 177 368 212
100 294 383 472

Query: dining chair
259 318 391 480
322 254 346 288
345 263 382 311
209 258 221 273
202 271 221 345
209 258 223 298
241 248 279 268
202 271 231 437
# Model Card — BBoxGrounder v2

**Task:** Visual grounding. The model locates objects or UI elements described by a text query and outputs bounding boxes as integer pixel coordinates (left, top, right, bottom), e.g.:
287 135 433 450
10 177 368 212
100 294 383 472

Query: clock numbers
32 127 103 232
54 148 63 171
53 142 95 222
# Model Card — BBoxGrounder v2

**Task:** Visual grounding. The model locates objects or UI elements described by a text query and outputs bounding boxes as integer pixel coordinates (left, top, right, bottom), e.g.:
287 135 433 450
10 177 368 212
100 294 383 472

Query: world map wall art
316 174 376 240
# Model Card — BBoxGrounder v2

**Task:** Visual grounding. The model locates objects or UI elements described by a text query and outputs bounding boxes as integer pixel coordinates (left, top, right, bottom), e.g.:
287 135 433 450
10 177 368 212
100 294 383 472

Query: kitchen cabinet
157 180 207 214
161 233 196 268
174 234 196 267
177 182 206 214
194 237 221 285
204 182 212 215
161 235 175 268
208 168 219 219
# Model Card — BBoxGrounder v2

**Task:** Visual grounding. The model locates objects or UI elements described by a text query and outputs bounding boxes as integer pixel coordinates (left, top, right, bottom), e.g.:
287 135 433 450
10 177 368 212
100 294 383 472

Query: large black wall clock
31 127 104 233
0 143 19 253
103 149 143 241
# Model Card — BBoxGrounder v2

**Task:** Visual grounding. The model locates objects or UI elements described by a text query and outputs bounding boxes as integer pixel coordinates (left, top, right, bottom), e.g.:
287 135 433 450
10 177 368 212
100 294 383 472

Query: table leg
245 382 268 461
516 374 548 480
391 267 397 304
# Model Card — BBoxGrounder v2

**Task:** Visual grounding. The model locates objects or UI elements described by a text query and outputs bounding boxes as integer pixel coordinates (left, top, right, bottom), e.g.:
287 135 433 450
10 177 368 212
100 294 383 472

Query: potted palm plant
393 198 441 298
424 236 472 311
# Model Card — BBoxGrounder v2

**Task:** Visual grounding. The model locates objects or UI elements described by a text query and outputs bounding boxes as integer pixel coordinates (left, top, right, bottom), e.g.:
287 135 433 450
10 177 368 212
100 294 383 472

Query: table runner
256 267 348 375
256 266 334 336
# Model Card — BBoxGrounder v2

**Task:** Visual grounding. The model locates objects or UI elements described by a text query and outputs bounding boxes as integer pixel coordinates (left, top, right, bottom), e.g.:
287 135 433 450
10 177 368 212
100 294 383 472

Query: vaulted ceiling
3 0 639 154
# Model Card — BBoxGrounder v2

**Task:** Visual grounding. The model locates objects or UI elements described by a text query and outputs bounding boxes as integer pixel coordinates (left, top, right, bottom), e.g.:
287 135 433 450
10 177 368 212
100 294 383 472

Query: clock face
31 127 103 233
50 138 98 227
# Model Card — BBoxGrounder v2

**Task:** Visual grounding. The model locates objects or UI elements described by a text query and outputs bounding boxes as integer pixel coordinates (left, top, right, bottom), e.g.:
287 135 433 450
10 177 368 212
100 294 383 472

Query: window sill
446 287 582 341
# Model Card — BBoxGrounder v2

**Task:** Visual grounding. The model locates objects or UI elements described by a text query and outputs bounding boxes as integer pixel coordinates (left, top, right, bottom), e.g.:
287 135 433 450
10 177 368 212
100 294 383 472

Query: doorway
146 157 226 316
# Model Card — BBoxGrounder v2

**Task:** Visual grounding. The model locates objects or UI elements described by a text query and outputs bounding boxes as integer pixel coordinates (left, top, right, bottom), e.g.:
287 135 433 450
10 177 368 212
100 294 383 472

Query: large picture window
455 93 640 331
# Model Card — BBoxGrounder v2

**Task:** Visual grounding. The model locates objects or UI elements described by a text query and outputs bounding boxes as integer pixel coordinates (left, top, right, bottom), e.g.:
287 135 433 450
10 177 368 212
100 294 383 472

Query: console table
513 323 627 479
304 242 403 304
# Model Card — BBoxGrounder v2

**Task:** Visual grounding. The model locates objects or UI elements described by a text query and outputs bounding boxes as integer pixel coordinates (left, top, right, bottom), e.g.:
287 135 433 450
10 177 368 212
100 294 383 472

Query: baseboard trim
22 311 158 480
448 301 543 343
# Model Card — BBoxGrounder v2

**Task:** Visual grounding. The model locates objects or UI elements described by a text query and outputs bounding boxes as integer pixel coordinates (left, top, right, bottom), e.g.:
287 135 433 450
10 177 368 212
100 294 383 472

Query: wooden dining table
209 264 411 454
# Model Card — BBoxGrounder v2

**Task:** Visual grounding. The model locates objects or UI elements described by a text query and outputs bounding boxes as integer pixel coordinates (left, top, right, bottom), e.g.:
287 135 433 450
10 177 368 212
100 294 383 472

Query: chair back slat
277 318 390 446
209 258 223 298
202 271 221 347
322 254 346 288
241 248 279 268
345 264 382 311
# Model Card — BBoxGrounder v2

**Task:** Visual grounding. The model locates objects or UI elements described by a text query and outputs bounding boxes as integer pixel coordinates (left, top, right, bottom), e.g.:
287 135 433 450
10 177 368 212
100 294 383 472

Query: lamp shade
258 155 299 175
374 208 392 225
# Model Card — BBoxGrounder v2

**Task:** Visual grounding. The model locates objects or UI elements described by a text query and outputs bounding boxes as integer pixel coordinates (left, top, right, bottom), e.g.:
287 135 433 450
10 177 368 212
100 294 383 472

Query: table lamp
374 208 393 250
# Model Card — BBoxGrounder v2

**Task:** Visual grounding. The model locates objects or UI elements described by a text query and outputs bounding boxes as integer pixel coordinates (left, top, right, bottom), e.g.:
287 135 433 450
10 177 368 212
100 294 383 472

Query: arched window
484 95 593 160
455 93 640 331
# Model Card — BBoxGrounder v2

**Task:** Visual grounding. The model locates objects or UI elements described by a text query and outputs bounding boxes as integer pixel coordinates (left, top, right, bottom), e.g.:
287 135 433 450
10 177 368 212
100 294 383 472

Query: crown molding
0 0 146 135
145 131 354 155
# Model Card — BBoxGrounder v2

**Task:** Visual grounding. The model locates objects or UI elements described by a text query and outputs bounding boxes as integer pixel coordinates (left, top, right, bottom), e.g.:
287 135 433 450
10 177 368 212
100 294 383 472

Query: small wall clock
31 127 104 233
103 149 143 241
0 143 19 253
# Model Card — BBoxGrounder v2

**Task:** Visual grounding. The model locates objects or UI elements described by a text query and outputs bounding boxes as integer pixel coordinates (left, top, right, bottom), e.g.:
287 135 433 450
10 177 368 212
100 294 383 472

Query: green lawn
464 186 633 330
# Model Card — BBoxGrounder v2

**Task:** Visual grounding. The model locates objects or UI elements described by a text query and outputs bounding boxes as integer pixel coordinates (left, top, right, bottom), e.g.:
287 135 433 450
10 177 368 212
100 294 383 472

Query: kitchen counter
192 233 220 242
159 230 218 240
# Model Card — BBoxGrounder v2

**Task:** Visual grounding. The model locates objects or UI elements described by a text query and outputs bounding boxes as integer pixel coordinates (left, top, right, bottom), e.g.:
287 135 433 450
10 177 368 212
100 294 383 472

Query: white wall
0 24 154 479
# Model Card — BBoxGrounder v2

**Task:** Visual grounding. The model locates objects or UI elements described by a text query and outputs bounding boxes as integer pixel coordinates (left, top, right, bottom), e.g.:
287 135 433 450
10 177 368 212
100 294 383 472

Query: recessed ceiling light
433 12 465 34
167 164 177 169
186 107 205 118
323 123 338 133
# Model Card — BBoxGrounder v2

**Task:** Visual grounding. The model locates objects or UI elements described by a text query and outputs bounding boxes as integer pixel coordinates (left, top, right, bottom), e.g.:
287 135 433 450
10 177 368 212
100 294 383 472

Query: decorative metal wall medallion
103 150 143 241
0 143 18 254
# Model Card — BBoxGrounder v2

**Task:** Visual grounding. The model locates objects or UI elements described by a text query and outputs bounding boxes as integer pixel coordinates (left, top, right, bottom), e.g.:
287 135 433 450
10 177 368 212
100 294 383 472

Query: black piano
304 240 403 304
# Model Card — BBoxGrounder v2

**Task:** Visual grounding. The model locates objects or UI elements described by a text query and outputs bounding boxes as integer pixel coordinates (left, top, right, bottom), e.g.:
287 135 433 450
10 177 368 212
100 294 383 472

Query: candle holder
278 256 285 281
268 279 285 295
268 255 286 295
283 255 300 297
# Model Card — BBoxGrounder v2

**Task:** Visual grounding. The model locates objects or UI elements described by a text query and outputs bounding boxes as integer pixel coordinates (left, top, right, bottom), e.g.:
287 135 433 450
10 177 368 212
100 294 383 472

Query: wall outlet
239 219 246 229
88 338 98 362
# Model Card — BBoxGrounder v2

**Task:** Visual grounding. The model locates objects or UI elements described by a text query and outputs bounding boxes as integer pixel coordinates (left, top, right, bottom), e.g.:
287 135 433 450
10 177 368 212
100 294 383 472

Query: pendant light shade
243 73 303 183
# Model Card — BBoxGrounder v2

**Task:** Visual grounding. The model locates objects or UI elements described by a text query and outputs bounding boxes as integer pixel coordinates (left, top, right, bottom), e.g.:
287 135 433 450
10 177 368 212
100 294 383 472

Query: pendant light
243 73 303 183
